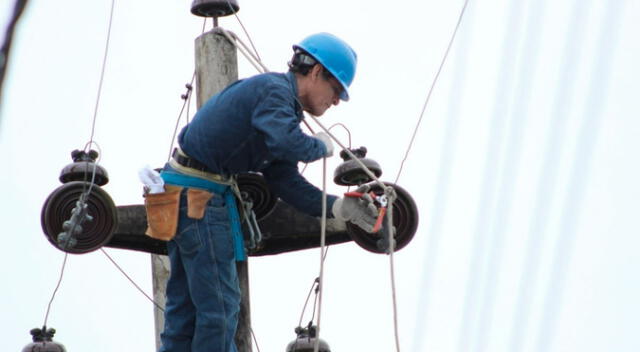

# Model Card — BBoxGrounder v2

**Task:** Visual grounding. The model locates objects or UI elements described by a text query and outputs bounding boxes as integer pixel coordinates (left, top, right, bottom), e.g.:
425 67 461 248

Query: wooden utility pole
151 28 252 351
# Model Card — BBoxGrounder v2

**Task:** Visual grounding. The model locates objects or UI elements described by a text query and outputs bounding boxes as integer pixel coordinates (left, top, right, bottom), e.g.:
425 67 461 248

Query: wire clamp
57 193 94 249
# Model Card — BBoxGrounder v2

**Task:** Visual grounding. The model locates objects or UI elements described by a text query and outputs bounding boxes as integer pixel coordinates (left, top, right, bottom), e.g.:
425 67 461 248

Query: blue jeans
160 191 240 352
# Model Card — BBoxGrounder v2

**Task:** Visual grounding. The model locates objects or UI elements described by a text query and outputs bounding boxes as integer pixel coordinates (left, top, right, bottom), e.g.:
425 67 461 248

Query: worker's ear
310 64 323 81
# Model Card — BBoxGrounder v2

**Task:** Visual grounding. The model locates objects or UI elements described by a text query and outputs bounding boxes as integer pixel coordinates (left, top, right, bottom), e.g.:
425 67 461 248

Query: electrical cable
167 75 196 162
410 3 475 350
220 29 268 73
313 157 328 352
393 0 471 185
167 18 206 162
225 0 262 62
88 0 116 148
0 0 29 108
101 248 165 312
250 326 262 352
297 277 320 328
387 205 401 352
42 253 69 328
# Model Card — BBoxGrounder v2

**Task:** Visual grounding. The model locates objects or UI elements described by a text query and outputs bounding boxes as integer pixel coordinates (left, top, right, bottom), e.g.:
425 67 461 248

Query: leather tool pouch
144 185 183 241
186 188 214 219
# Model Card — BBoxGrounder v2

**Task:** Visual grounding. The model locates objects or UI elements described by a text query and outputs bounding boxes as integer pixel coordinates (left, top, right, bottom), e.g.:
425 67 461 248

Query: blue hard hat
294 33 357 101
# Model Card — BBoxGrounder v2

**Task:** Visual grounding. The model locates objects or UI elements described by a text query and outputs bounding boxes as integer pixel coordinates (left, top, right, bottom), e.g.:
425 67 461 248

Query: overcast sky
1 0 639 351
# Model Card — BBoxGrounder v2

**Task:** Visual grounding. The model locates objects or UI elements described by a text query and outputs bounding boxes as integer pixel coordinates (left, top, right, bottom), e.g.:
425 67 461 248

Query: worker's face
303 65 342 116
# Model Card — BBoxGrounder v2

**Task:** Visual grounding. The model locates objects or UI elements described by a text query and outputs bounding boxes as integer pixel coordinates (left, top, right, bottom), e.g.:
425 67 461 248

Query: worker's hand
332 184 379 232
314 132 334 157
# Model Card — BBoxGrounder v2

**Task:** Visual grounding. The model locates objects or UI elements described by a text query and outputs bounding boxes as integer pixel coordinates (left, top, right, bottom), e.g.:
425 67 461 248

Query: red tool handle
372 207 387 233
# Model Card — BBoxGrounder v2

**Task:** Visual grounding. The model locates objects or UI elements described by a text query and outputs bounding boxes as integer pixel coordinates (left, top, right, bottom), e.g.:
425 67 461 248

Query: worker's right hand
314 132 334 157
332 184 379 232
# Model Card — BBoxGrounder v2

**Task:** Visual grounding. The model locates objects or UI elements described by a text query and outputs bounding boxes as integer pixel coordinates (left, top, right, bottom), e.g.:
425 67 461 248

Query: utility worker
155 32 378 352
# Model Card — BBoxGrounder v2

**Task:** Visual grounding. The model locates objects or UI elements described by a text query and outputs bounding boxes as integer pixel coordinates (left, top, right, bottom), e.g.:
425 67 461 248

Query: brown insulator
286 326 331 352
333 146 382 186
22 327 66 352
191 0 239 18
59 149 109 186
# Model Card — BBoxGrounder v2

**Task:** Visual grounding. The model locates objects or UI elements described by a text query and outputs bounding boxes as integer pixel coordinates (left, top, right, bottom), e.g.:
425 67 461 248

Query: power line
0 0 29 111
411 3 475 350
393 0 471 185
43 254 69 328
87 0 116 149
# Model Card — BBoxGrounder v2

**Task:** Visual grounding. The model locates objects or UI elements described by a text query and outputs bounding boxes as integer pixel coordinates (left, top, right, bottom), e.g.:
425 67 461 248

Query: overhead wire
0 0 29 109
42 253 69 328
410 3 475 350
393 0 471 186
40 0 117 330
225 0 262 62
167 18 207 162
88 0 116 149
302 2 472 350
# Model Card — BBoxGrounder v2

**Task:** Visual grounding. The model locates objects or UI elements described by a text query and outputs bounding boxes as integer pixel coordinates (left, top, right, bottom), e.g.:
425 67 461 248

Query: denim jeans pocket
174 214 203 255
203 199 235 262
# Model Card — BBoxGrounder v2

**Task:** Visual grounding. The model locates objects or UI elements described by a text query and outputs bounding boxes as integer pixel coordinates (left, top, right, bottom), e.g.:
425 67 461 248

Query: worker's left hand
314 132 334 157
332 184 379 232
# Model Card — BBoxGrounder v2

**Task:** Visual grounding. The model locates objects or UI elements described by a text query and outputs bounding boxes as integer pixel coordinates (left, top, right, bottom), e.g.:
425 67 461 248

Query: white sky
1 0 639 351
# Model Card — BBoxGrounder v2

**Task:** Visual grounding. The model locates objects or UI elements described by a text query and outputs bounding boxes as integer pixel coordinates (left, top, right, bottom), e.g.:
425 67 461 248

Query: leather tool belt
169 147 233 185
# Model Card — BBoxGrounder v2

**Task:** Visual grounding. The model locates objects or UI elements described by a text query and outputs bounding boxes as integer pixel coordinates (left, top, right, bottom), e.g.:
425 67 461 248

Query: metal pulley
41 150 118 254
191 0 239 18
286 325 331 352
333 147 382 186
22 327 66 352
345 182 419 254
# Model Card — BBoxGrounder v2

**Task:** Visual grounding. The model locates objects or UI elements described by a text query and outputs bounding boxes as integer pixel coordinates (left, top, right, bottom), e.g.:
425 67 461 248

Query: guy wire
101 248 165 312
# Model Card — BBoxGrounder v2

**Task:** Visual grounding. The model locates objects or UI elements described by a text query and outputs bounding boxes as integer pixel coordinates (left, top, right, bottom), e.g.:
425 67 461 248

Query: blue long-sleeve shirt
178 72 337 217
